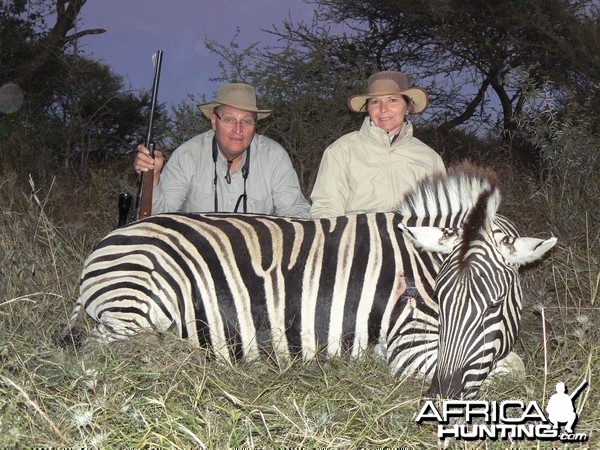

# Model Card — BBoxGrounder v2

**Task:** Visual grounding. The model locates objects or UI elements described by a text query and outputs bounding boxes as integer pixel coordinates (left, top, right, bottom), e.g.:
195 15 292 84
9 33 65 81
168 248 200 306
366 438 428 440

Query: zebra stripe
63 164 556 398
76 214 408 358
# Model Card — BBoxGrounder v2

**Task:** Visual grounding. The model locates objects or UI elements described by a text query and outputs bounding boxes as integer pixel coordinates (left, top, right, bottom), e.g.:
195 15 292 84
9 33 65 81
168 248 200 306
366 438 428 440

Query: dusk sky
78 0 317 109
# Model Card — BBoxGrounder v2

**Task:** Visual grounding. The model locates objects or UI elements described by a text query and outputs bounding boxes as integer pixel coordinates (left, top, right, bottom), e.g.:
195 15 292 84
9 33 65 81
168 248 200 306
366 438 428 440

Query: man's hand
134 144 164 187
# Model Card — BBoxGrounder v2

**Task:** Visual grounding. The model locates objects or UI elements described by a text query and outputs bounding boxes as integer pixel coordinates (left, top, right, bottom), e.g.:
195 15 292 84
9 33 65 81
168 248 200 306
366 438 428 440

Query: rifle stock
137 144 155 219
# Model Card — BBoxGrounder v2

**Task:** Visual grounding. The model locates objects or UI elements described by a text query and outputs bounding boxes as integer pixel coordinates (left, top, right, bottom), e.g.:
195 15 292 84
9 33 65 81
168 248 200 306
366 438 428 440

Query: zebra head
400 167 557 399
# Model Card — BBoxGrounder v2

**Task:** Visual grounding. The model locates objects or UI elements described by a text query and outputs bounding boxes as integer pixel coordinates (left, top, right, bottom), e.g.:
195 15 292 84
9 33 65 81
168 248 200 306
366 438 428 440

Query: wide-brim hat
348 71 429 114
198 83 272 120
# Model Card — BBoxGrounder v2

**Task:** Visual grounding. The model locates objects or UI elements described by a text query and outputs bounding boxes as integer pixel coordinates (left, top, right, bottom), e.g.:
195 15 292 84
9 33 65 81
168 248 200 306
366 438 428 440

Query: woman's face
367 94 410 136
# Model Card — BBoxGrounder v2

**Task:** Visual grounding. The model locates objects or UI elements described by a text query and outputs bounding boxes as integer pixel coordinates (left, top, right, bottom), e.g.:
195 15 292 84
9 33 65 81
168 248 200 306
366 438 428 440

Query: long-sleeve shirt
152 130 310 218
310 117 445 218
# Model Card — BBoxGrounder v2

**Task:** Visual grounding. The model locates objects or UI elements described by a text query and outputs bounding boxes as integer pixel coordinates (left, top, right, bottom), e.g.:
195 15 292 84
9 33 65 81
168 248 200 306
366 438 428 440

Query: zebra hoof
487 351 526 380
57 326 84 349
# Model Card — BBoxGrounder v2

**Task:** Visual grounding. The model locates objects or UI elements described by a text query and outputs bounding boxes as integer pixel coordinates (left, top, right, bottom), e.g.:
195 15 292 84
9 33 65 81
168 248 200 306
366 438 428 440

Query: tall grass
1 157 598 448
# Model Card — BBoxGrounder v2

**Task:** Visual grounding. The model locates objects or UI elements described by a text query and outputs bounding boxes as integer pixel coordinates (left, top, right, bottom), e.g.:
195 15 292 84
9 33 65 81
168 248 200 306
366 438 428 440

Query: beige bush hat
198 83 272 120
348 71 429 114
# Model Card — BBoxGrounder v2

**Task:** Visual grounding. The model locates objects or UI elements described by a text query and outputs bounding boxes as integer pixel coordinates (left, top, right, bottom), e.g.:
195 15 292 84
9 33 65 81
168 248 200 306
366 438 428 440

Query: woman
309 70 445 218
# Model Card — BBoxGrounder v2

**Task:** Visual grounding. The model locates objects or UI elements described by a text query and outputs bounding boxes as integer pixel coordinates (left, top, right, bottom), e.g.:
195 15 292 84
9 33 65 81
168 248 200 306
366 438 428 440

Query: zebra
61 163 556 398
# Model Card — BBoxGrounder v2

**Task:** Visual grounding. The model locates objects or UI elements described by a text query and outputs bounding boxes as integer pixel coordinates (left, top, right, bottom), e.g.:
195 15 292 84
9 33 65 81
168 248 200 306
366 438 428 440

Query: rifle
569 380 588 401
117 50 163 228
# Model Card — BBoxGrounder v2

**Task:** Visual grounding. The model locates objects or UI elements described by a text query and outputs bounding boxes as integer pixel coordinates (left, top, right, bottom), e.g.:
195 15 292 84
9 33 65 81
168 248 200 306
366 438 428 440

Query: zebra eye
442 228 457 237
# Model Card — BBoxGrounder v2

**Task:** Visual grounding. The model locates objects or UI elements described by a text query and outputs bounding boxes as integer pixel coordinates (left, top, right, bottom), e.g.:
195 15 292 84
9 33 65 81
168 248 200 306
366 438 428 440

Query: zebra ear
499 236 558 266
399 224 462 254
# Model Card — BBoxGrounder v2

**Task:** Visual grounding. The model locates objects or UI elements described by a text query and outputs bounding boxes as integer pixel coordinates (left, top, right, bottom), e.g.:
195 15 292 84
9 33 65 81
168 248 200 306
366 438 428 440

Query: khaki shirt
310 117 445 218
153 130 310 218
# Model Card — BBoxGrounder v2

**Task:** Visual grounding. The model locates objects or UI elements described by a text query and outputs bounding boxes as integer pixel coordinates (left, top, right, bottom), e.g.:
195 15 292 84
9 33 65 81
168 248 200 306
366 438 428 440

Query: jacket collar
360 116 413 147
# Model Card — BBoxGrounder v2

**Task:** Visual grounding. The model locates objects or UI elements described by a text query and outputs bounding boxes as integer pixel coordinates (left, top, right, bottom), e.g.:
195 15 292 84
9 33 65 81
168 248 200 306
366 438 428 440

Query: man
134 82 309 218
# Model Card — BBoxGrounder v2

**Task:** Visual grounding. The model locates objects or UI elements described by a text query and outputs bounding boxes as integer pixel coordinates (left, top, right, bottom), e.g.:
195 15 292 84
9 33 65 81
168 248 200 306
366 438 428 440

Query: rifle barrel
569 380 588 400
135 50 163 220
145 50 163 157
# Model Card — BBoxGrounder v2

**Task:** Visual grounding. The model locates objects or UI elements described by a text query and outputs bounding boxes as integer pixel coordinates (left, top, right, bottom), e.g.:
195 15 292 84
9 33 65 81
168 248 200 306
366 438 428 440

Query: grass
1 165 598 449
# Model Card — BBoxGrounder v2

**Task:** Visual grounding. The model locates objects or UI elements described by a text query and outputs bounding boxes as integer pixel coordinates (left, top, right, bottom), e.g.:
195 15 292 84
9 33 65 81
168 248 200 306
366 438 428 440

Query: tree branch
12 0 105 88
438 76 491 131
65 28 107 42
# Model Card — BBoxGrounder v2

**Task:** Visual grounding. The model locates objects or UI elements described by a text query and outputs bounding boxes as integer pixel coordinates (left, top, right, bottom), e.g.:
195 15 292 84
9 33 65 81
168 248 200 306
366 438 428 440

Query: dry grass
1 164 598 449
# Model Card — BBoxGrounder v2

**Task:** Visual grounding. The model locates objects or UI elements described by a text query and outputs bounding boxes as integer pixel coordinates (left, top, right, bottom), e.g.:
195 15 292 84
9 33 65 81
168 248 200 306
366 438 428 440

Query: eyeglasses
215 112 256 128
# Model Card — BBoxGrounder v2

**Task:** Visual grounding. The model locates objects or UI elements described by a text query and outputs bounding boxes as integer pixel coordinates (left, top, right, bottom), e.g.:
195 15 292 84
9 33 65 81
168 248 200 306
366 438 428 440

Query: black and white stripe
63 163 556 398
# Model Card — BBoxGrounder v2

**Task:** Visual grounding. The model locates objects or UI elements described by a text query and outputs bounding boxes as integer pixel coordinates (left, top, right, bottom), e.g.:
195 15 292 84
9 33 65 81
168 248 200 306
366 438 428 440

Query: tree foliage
2 0 105 91
0 0 167 179
181 0 599 185
45 55 155 167
305 0 600 136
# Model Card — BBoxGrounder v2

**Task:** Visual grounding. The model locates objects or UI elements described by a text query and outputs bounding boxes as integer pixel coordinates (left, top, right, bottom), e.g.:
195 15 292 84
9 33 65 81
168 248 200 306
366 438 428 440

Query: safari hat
198 83 272 120
348 71 429 114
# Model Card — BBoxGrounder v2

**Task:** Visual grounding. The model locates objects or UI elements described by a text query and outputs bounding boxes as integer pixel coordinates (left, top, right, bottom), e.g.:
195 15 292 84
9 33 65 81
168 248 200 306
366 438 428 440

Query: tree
176 0 599 189
2 0 105 91
47 55 159 170
0 1 167 178
302 0 600 138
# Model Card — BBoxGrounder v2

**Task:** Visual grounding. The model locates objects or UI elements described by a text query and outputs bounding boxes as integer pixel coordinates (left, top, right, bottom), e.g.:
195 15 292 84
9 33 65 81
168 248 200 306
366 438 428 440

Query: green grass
1 168 598 449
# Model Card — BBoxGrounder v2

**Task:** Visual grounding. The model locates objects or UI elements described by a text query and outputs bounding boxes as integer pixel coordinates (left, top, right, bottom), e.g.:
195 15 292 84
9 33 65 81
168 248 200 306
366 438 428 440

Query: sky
78 0 317 109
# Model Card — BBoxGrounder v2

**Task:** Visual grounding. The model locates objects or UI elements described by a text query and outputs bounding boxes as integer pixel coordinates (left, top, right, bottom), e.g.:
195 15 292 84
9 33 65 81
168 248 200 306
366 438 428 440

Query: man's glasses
215 112 256 128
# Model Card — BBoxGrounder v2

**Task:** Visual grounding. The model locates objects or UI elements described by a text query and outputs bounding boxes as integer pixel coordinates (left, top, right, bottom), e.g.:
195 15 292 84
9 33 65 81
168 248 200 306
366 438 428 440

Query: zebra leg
57 301 86 348
57 324 85 348
90 317 144 343
89 304 178 344
57 300 153 347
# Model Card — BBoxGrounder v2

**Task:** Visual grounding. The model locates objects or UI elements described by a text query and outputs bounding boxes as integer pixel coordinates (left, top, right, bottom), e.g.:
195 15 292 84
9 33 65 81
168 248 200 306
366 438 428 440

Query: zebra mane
457 176 498 271
396 161 501 229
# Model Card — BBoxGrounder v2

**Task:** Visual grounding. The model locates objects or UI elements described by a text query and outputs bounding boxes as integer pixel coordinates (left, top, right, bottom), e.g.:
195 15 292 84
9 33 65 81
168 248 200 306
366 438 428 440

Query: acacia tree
292 0 599 137
47 55 155 170
1 0 167 177
3 0 105 91
177 1 599 188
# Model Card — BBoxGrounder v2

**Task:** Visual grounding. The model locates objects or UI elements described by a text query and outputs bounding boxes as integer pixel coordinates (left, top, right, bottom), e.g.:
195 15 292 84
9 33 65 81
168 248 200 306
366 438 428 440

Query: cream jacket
309 117 445 218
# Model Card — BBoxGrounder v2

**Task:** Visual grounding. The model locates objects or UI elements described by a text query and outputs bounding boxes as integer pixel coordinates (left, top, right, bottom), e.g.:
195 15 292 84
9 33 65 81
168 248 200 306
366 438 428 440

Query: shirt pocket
184 190 215 213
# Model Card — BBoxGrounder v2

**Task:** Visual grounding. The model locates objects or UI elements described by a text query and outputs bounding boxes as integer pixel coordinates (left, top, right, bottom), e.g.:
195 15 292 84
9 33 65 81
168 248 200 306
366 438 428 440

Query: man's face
367 94 410 136
211 105 257 159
